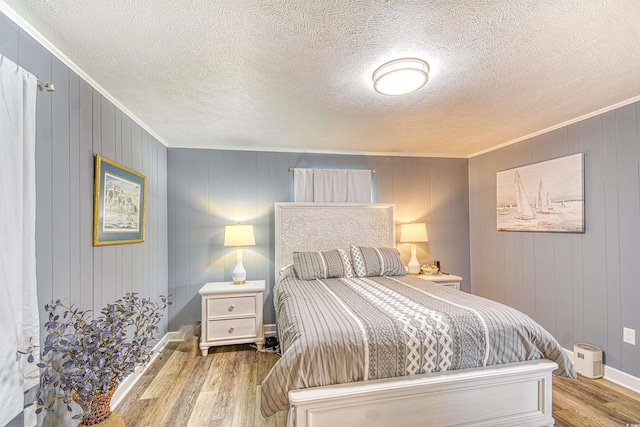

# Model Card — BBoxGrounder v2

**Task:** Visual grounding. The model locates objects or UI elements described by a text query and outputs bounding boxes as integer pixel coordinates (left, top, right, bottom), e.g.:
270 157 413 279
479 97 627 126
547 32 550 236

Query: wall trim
563 348 640 394
167 145 467 159
603 364 640 394
166 331 186 342
468 94 640 158
0 0 170 148
264 323 277 337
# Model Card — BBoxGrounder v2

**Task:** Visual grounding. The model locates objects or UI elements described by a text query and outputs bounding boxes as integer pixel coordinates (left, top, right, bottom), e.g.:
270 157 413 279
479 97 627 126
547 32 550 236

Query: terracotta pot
75 386 125 427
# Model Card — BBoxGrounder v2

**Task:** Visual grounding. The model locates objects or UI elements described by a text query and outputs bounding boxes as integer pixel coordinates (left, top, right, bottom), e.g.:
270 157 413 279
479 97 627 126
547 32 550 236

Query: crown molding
0 1 169 148
168 143 466 159
469 95 640 158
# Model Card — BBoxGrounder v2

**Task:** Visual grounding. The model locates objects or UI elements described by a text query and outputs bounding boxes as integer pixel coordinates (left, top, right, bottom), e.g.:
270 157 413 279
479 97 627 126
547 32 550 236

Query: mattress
260 272 575 417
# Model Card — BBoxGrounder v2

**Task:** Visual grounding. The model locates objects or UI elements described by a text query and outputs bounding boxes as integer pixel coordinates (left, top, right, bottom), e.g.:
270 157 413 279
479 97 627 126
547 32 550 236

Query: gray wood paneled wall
469 101 640 378
1 13 169 425
167 150 470 329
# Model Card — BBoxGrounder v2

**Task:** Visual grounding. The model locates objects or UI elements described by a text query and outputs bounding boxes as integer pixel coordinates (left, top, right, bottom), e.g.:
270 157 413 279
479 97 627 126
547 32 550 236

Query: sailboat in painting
514 170 535 220
536 179 554 214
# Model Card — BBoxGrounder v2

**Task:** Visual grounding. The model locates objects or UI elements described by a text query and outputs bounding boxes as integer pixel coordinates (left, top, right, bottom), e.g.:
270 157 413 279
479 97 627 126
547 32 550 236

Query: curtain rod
36 76 56 92
289 167 375 174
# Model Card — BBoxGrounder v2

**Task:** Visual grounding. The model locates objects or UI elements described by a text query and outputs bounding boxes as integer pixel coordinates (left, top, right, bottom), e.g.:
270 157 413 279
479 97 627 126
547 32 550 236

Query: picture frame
496 153 584 233
93 155 146 246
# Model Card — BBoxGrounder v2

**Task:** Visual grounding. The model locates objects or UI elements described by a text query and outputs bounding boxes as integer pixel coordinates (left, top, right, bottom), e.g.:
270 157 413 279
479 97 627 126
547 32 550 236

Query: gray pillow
350 245 406 277
293 249 354 280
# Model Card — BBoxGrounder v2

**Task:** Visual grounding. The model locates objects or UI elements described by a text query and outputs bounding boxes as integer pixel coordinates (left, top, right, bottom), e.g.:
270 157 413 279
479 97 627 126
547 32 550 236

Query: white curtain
0 55 39 425
294 168 372 202
293 168 315 202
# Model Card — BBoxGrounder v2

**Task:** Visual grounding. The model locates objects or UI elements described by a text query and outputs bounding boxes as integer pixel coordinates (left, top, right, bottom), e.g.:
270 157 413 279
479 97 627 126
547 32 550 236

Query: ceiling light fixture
372 58 429 96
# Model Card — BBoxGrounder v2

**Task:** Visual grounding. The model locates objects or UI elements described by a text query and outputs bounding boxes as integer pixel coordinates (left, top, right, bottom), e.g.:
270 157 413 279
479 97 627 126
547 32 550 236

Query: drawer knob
228 327 235 334
228 305 235 312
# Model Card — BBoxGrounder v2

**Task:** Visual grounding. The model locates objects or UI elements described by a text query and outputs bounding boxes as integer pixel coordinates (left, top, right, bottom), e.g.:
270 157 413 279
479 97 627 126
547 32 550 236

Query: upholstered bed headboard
275 202 396 271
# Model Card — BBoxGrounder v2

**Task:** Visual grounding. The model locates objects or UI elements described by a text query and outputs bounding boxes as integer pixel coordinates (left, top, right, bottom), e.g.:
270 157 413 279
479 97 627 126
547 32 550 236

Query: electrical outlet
623 327 636 345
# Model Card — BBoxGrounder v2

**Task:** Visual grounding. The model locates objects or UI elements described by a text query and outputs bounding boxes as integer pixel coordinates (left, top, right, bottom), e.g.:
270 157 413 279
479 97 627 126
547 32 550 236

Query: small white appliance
573 343 603 379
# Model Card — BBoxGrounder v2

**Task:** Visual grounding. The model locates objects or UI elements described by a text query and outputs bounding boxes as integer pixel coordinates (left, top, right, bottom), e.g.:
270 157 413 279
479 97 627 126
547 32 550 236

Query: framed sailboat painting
496 153 584 233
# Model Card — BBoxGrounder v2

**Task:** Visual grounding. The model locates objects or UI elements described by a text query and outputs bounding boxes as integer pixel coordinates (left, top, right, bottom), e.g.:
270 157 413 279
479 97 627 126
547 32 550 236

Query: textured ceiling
4 0 640 157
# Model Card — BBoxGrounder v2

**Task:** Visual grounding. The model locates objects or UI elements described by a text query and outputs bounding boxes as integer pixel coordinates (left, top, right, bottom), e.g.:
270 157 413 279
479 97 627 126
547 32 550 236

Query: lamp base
407 243 421 275
231 247 247 285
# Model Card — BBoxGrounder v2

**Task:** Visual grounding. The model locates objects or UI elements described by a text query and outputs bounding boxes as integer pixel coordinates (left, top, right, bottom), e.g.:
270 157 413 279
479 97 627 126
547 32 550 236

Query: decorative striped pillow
293 249 354 280
350 245 406 277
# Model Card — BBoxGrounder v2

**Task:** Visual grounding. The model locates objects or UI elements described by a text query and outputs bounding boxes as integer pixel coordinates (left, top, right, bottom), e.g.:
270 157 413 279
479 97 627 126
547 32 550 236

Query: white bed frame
274 202 557 427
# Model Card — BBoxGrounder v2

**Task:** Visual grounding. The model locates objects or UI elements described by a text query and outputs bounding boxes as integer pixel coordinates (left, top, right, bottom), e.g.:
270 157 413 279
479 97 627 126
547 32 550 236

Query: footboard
288 359 556 427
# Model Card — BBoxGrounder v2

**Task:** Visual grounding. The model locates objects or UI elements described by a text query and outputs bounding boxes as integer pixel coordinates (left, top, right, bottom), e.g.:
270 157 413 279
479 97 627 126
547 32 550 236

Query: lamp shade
399 223 428 243
224 224 256 247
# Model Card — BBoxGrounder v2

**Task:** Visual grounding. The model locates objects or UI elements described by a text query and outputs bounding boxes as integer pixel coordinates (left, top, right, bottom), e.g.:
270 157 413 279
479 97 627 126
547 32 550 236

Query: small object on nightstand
421 264 439 275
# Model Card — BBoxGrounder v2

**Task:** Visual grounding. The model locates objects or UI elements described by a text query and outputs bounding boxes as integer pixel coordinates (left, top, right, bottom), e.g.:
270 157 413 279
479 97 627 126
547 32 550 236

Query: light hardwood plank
210 350 246 424
140 340 198 400
161 342 214 426
115 343 176 417
187 391 219 427
130 341 202 426
233 363 257 427
597 376 640 401
553 375 640 426
200 346 229 392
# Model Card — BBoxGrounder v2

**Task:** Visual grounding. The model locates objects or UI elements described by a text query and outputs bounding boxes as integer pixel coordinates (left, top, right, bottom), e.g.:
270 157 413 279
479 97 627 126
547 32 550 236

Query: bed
262 203 575 427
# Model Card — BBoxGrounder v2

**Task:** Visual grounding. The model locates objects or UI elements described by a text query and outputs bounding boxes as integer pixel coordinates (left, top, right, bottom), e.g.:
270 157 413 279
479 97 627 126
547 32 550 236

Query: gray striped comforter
260 272 576 417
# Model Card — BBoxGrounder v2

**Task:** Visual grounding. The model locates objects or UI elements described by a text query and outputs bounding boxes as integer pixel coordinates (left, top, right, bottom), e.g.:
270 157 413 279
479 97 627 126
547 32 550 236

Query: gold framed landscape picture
93 155 146 246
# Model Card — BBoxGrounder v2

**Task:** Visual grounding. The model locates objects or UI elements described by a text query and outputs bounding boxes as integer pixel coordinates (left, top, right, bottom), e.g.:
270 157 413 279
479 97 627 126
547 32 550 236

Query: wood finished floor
115 340 640 426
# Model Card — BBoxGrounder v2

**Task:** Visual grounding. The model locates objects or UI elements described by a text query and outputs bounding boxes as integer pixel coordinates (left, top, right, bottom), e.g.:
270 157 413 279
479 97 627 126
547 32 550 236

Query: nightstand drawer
206 317 256 341
414 273 462 291
439 282 459 289
207 296 255 318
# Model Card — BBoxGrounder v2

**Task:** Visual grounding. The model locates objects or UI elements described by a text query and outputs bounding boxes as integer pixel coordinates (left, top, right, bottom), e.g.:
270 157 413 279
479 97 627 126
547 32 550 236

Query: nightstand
414 273 463 290
198 280 265 357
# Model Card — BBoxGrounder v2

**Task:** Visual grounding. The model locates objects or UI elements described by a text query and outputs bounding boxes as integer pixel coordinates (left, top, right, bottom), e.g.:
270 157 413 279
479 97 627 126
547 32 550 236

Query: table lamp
400 223 429 275
224 224 256 284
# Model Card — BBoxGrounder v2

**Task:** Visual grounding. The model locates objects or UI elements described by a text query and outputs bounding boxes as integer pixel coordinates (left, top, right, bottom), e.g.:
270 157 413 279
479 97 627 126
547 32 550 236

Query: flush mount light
372 58 429 96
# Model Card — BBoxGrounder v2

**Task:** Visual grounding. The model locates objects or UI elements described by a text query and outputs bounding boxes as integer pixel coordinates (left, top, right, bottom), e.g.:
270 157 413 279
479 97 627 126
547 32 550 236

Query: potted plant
21 293 170 426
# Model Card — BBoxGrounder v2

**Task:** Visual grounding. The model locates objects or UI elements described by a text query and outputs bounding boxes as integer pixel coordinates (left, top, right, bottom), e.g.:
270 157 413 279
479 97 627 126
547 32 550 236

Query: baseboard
563 347 640 394
111 333 170 409
603 364 640 394
166 330 187 342
264 323 277 337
